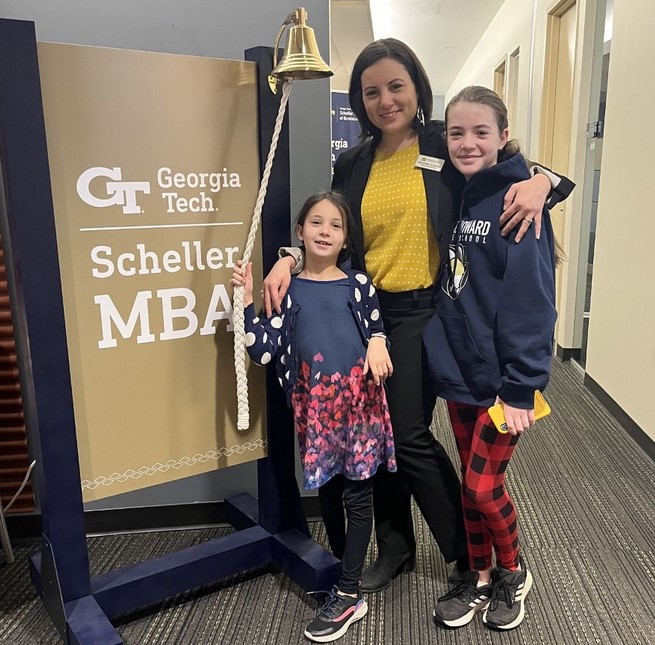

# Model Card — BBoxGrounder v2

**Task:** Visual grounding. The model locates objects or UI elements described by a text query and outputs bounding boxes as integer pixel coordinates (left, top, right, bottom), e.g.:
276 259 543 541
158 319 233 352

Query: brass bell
268 8 333 93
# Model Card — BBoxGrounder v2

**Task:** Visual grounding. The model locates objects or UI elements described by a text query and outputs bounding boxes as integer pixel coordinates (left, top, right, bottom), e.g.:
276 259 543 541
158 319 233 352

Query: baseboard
584 373 655 462
556 344 581 362
5 496 323 541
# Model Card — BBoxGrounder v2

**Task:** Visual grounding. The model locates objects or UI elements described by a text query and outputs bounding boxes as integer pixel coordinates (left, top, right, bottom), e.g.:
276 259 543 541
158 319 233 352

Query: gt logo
77 167 151 215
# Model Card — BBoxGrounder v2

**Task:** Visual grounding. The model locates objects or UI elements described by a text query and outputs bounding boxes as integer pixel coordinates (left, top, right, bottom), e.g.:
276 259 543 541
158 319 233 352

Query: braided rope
233 79 293 430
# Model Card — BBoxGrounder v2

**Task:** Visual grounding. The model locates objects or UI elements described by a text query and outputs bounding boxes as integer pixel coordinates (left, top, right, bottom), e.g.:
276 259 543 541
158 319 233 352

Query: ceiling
330 0 506 95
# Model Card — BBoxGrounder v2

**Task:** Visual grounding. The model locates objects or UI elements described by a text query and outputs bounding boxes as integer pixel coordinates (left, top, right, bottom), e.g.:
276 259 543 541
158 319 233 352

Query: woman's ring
526 218 534 226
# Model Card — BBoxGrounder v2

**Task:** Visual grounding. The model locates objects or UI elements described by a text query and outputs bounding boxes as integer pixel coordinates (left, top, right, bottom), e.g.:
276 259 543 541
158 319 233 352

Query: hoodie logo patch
443 243 469 300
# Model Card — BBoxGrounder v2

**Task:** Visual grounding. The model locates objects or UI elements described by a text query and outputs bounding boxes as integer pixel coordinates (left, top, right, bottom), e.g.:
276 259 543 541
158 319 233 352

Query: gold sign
38 43 267 502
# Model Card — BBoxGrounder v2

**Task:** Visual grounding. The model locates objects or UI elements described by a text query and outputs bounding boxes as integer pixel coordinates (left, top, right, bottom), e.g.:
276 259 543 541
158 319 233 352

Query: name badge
415 154 445 172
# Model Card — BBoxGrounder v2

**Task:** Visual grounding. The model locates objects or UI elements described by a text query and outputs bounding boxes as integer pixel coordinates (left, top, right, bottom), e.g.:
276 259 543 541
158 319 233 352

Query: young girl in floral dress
231 190 396 643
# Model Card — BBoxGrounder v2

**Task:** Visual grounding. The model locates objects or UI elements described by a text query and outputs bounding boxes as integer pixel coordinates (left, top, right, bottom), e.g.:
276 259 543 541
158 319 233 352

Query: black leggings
318 475 374 594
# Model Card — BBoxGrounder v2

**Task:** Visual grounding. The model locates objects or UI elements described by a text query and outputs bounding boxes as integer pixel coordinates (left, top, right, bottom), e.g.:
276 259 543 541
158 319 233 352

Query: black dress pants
374 287 467 563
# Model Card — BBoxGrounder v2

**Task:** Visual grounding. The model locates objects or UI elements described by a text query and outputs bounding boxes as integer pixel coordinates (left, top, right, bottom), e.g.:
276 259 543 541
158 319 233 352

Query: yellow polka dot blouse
361 142 440 292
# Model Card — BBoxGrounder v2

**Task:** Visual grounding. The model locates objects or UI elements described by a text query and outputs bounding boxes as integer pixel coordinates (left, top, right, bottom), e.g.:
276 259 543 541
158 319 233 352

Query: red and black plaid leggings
447 400 521 571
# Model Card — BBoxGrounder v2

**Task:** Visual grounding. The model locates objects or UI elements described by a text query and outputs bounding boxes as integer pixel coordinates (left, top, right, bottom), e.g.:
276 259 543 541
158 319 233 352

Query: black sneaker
433 570 492 628
483 557 533 630
304 586 368 642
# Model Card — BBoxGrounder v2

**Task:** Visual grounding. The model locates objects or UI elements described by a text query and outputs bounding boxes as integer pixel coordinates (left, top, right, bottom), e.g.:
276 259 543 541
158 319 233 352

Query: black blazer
331 120 464 274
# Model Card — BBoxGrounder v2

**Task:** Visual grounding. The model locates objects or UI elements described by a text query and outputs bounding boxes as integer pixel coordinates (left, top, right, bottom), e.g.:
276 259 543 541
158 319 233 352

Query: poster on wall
331 91 361 171
37 43 267 502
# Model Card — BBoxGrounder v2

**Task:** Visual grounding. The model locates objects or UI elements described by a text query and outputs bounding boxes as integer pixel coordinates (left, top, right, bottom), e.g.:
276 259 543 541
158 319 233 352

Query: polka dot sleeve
244 303 283 366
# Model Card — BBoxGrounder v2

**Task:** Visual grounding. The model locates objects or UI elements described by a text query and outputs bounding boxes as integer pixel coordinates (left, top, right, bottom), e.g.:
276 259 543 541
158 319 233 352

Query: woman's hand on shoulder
499 173 550 242
364 336 393 386
262 256 295 316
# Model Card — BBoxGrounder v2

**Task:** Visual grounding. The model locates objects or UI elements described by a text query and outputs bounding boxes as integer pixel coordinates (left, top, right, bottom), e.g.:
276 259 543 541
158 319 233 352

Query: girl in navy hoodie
423 86 563 631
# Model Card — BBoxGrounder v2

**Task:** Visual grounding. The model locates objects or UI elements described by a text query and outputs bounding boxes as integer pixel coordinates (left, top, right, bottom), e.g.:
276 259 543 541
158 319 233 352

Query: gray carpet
1 359 654 644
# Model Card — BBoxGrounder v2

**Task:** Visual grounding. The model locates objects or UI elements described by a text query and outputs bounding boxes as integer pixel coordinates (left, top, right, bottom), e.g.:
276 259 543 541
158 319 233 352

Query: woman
263 38 574 594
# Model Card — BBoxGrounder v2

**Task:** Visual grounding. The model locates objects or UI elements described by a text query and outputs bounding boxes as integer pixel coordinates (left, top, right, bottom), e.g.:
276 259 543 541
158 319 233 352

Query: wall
585 0 655 441
0 0 332 507
446 0 654 443
445 0 535 155
446 0 596 345
330 0 373 93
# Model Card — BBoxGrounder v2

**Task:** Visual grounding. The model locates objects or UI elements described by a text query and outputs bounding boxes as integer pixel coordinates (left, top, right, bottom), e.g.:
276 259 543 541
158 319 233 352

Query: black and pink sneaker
304 586 368 642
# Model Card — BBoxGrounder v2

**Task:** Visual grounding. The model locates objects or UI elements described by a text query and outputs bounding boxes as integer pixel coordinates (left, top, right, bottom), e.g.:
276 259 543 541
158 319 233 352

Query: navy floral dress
244 270 396 489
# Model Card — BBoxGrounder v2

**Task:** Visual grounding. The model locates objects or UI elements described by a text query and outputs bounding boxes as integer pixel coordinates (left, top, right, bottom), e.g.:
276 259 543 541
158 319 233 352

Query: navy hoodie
422 153 557 409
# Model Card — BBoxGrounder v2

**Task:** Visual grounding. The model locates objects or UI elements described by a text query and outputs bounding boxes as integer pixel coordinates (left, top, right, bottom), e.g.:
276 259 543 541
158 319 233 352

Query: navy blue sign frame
0 19 339 645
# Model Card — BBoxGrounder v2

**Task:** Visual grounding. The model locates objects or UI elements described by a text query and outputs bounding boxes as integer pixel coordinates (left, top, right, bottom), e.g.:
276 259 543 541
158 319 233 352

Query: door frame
539 0 608 361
